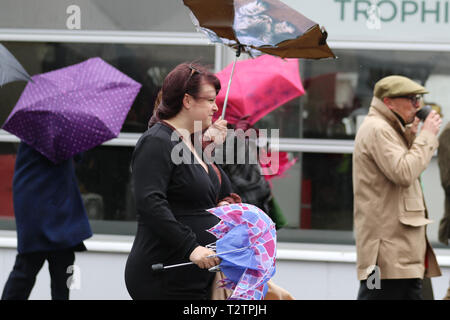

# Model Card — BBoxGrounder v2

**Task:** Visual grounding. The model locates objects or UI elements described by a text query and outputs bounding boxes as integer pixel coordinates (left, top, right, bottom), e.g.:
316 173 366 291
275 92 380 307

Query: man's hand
422 110 442 136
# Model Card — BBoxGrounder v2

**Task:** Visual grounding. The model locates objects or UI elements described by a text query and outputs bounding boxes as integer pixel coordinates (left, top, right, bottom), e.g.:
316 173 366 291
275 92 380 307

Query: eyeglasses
185 64 202 92
393 94 422 105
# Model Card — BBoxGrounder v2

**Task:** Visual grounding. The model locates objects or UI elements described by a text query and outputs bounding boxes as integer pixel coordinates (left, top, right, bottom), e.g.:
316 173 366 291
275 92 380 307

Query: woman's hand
189 246 220 269
203 117 228 145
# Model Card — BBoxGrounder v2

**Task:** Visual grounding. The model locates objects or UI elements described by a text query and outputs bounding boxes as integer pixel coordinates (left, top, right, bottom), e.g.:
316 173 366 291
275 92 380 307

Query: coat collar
370 97 407 134
369 96 417 146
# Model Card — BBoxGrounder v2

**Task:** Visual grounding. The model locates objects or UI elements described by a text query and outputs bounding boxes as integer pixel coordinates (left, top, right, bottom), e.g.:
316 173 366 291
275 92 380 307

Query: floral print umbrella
207 203 277 300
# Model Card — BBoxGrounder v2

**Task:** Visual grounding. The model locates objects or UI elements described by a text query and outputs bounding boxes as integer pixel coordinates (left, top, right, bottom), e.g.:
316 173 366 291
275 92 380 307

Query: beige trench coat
353 97 441 280
438 122 450 245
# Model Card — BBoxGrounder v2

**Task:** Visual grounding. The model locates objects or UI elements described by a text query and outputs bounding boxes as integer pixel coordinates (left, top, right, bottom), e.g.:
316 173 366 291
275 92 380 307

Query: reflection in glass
271 152 353 232
2 43 450 241
0 143 18 223
0 42 215 133
0 42 214 235
255 49 450 140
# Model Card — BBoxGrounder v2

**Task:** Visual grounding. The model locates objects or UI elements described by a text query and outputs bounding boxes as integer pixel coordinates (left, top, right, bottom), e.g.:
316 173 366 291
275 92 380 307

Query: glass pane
0 0 196 32
271 152 353 233
0 143 18 228
0 41 214 235
0 41 215 132
0 142 138 235
255 49 450 139
301 153 353 231
75 146 136 222
254 97 301 138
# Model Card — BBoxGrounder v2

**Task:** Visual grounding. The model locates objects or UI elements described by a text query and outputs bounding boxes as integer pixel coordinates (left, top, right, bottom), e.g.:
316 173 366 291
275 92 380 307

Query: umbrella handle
221 45 242 119
151 261 219 272
151 261 195 272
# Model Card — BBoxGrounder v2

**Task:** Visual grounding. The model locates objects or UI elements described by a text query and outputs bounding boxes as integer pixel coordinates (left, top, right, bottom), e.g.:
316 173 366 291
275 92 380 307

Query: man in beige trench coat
353 75 442 300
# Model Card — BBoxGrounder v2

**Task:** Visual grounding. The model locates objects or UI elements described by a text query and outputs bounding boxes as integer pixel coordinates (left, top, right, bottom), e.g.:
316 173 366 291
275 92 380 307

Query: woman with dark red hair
125 62 240 299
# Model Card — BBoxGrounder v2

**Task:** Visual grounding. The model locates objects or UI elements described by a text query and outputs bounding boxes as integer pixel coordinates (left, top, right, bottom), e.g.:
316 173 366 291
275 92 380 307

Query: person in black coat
1 142 92 300
124 62 240 300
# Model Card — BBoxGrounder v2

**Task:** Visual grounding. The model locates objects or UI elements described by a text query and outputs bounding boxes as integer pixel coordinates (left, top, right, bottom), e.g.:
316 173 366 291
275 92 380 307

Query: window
0 41 215 235
0 0 196 32
0 142 17 230
264 48 450 245
256 49 450 139
1 43 449 245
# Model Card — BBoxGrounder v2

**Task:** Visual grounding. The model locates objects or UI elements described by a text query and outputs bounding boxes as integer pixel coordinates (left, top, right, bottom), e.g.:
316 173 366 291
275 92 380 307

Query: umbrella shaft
164 262 194 269
221 54 238 119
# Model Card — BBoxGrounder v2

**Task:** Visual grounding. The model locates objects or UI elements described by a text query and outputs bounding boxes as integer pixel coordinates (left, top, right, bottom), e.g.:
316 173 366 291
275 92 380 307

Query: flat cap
373 75 428 99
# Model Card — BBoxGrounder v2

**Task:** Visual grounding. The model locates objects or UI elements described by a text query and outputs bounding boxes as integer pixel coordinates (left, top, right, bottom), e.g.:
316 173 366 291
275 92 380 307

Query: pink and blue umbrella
2 57 141 164
207 203 277 300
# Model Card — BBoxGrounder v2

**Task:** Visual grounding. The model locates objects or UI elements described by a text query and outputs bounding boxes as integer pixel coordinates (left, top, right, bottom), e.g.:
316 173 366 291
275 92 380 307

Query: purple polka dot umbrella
2 57 141 164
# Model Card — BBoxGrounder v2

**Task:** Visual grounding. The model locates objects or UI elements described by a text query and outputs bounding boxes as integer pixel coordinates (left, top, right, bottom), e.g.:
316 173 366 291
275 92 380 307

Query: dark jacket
438 122 450 245
13 142 92 254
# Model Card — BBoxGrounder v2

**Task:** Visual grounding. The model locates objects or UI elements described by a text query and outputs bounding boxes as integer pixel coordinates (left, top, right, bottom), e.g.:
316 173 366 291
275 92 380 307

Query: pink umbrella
260 150 297 181
214 54 304 125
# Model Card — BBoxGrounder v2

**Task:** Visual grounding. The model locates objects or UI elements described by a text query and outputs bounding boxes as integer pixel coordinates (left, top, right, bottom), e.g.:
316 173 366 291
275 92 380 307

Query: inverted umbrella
214 54 304 125
0 43 33 86
183 0 335 59
2 57 141 164
207 203 277 300
183 0 335 118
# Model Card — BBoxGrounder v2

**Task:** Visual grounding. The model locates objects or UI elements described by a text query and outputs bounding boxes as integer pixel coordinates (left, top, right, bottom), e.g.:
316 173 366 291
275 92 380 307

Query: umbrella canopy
207 203 277 300
183 0 335 59
214 54 304 125
184 0 334 120
0 43 33 86
2 57 141 164
260 150 297 181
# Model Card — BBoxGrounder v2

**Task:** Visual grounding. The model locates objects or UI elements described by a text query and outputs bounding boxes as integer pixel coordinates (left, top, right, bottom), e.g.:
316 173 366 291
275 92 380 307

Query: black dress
125 122 234 300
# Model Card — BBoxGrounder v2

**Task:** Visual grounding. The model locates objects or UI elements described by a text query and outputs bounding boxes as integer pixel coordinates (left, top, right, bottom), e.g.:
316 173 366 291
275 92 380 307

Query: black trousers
1 249 75 300
357 278 424 300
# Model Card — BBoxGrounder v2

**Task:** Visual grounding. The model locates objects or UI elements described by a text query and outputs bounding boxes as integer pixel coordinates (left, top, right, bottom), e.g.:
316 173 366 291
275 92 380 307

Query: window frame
0 30 448 246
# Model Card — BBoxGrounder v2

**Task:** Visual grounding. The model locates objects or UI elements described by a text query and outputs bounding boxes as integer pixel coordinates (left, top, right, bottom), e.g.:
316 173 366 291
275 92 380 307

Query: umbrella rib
207 245 252 258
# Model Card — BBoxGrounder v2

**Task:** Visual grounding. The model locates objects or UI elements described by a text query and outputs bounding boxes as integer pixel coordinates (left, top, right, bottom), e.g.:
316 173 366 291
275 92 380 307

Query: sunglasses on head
186 64 202 87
